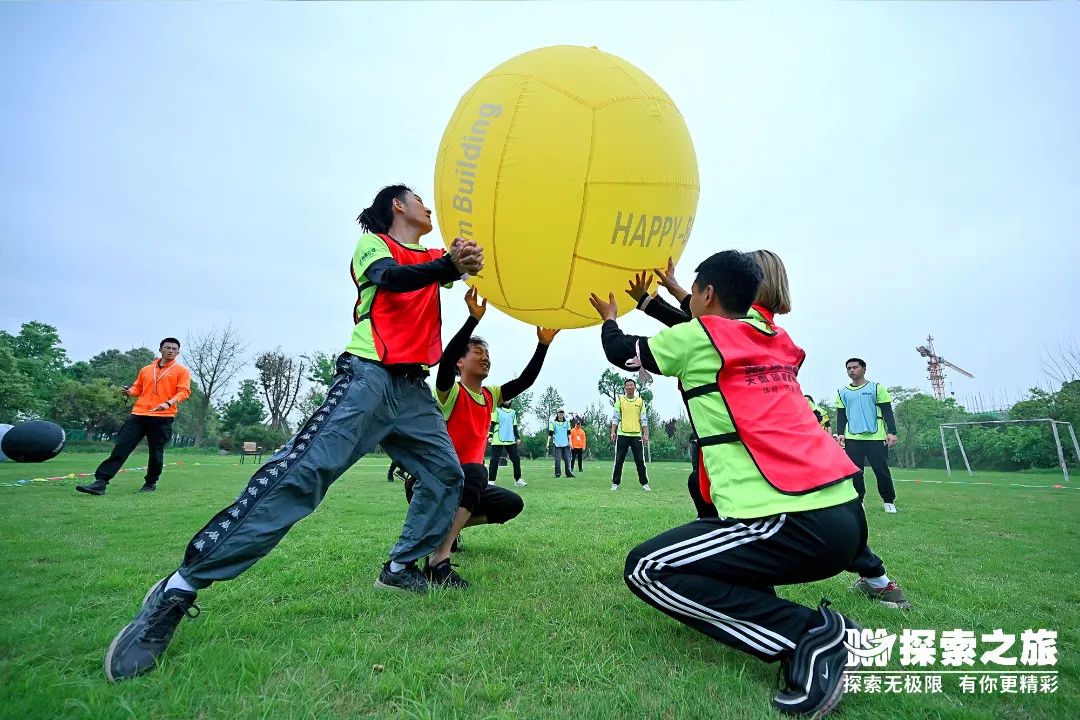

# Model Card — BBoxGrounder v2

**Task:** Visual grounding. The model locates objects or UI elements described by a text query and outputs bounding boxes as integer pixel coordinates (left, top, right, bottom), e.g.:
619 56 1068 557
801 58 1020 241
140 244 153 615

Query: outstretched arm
500 328 559 402
364 237 485 292
434 288 487 397
589 292 661 374
366 256 461 293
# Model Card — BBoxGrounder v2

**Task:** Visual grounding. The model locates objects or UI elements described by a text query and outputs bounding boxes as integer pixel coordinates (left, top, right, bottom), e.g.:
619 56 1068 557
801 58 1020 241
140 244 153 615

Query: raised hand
537 327 560 345
465 286 487 320
625 270 654 302
655 256 689 302
588 292 619 322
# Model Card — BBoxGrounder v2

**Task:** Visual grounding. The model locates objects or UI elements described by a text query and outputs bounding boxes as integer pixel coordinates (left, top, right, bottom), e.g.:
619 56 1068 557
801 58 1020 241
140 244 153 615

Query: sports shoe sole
373 578 428 593
775 612 858 717
104 577 168 683
76 486 106 496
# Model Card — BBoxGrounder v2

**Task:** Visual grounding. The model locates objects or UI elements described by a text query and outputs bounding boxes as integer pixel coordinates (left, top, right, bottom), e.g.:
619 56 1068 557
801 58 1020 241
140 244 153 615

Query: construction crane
916 335 974 401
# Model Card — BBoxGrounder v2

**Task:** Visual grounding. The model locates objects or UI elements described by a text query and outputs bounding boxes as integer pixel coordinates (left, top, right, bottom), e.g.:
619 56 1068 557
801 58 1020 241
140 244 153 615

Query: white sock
165 571 197 593
389 561 406 573
864 574 891 589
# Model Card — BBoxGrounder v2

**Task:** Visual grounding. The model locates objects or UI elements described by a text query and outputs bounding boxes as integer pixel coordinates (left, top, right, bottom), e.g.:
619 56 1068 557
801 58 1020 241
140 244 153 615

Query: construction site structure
916 335 974 401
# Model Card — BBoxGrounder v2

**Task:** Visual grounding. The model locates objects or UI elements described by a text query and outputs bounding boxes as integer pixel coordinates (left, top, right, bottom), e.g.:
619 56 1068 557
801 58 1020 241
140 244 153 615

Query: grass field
1 451 1077 720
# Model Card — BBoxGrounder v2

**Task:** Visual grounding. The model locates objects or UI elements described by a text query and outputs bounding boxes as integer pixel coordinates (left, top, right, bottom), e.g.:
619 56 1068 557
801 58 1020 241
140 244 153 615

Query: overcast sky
2 2 1077 427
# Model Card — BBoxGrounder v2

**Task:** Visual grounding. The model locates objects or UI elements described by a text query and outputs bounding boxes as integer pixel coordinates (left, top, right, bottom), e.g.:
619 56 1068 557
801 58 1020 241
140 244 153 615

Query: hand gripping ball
435 45 699 329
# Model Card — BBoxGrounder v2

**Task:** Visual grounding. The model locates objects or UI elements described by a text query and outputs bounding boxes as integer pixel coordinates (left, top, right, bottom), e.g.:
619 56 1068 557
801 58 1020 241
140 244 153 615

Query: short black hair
454 336 488 375
846 358 866 369
693 250 763 315
160 337 180 349
624 378 636 386
357 184 413 235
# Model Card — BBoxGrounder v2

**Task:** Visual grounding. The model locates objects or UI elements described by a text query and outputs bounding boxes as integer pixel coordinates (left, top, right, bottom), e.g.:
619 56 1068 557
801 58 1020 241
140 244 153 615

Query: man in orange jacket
77 338 191 495
569 418 587 474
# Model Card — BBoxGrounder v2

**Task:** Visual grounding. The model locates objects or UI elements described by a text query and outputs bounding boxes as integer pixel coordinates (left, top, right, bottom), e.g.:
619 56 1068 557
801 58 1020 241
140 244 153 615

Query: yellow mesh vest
618 396 644 435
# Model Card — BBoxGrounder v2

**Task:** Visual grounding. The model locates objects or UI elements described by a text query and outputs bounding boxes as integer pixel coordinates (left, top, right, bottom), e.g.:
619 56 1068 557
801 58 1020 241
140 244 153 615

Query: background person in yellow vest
569 418 587 473
610 379 650 491
590 250 866 717
76 338 191 495
834 358 899 513
805 395 831 433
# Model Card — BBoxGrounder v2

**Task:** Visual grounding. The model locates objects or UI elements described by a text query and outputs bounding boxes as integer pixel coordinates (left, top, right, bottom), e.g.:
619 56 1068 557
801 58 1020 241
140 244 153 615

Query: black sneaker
423 558 470 589
105 578 200 682
138 483 157 493
374 562 429 593
76 479 108 495
566 473 576 478
772 601 857 717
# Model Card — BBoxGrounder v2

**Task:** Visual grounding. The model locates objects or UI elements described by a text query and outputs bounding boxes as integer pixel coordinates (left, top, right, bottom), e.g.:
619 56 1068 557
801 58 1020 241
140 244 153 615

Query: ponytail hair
356 184 413 234
749 249 792 315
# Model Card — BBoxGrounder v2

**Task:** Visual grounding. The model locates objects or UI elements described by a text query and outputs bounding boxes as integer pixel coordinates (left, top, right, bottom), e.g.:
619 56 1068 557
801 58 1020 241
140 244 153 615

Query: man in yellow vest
610 379 650 491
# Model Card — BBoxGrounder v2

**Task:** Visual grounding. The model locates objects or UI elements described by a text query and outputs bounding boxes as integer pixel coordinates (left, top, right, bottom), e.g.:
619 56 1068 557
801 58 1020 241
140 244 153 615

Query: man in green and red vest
401 287 557 588
102 185 483 683
590 250 865 718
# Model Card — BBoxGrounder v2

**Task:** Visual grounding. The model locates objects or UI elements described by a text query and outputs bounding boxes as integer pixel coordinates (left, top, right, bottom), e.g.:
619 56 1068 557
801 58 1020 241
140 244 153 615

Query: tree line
5 319 1076 469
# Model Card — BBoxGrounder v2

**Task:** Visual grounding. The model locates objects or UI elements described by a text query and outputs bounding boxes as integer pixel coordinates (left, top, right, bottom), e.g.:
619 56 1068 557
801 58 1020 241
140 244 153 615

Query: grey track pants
178 354 464 589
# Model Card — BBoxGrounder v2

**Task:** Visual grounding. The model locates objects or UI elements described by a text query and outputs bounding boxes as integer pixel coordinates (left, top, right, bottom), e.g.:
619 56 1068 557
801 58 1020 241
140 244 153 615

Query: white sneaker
487 481 496 486
515 479 527 487
883 503 897 514
610 484 619 491
642 484 652 492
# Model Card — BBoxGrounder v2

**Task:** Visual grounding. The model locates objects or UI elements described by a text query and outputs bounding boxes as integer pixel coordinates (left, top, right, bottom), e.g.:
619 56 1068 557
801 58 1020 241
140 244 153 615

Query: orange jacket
129 359 192 417
570 427 587 449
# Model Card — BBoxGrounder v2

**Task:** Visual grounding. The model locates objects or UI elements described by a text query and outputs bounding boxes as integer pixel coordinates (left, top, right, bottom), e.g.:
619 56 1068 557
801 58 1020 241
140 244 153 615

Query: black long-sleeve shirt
599 319 661 375
636 293 692 328
366 256 461 293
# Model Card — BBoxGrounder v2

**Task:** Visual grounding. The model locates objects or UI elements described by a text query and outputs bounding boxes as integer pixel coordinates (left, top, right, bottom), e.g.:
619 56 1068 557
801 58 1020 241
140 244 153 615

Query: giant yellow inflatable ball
434 45 699 329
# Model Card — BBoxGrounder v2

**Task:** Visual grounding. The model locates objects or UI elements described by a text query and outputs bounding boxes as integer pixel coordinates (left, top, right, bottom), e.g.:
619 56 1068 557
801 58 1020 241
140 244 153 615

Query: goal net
939 419 1080 482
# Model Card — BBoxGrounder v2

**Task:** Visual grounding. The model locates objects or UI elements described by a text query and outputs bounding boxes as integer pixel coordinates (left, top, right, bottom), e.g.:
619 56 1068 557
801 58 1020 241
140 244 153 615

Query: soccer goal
939 419 1080 482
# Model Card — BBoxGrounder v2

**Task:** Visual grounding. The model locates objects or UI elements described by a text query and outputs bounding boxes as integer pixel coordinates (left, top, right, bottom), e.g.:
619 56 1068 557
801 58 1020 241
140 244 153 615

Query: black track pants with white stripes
624 499 866 662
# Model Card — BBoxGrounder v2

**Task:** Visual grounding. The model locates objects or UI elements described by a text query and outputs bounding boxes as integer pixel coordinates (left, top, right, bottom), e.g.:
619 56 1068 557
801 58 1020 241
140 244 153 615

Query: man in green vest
100 184 484 683
834 359 899 513
590 250 865 718
610 379 651 491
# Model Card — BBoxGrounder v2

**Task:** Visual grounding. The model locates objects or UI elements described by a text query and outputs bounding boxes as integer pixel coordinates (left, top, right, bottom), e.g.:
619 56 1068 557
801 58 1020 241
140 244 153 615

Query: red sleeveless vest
353 234 444 366
689 315 857 497
446 384 494 464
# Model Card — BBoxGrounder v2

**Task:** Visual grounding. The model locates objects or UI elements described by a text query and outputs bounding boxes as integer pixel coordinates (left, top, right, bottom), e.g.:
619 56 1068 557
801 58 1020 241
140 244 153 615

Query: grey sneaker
423 558 470 589
851 578 912 610
773 601 857 717
374 562 429 593
138 483 157 493
105 578 199 682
